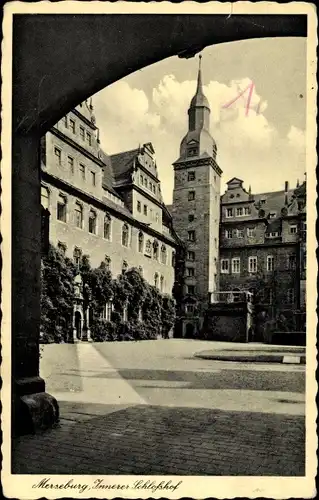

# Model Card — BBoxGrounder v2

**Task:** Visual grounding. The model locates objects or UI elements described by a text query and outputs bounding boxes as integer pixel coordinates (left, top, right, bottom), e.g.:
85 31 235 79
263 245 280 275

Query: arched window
153 240 159 260
122 223 129 247
41 186 49 209
122 260 128 273
160 244 167 264
89 209 97 234
160 275 164 292
75 202 83 229
103 213 111 240
154 273 159 288
138 231 144 253
145 239 152 257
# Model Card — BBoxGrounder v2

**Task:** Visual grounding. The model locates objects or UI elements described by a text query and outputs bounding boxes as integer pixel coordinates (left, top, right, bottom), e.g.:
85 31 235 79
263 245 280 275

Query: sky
92 37 307 205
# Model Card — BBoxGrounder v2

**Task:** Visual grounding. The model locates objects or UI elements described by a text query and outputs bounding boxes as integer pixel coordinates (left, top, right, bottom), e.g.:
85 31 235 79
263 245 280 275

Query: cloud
93 76 306 203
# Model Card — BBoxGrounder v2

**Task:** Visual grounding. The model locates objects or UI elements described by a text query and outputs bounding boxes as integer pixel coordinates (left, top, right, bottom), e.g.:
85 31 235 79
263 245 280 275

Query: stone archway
8 12 307 434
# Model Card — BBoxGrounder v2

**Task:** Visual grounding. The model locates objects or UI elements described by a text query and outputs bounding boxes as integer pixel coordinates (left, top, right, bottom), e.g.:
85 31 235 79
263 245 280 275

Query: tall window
73 247 82 268
70 119 76 133
160 245 167 264
248 256 258 273
68 156 74 174
267 255 274 272
225 229 232 239
153 240 159 260
172 251 176 267
186 267 195 277
122 223 129 247
187 251 195 261
154 273 159 288
80 126 85 141
74 202 83 229
288 254 296 269
137 201 141 212
244 207 250 215
79 163 86 180
140 174 143 185
91 171 96 186
226 208 233 218
221 259 229 274
247 227 255 237
188 171 195 181
237 229 244 238
187 285 195 295
143 204 148 216
41 186 49 209
160 275 164 292
188 191 195 201
188 230 195 242
232 258 240 274
145 239 152 257
88 210 97 234
63 116 68 128
103 302 113 321
138 231 144 253
57 194 67 222
236 207 243 216
54 147 61 165
103 214 111 240
86 131 92 145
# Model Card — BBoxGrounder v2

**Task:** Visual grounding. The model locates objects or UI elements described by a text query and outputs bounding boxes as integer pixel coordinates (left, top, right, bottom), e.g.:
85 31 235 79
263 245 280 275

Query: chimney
284 181 289 205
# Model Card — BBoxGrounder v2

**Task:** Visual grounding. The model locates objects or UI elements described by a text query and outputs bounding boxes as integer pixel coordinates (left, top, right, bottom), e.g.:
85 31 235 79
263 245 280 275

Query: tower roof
189 55 210 109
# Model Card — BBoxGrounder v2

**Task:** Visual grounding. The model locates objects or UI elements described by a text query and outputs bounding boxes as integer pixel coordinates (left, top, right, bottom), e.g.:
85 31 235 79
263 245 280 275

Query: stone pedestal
12 132 59 435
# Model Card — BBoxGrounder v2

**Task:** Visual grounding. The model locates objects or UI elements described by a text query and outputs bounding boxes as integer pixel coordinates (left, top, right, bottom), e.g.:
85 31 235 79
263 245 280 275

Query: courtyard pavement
12 340 305 476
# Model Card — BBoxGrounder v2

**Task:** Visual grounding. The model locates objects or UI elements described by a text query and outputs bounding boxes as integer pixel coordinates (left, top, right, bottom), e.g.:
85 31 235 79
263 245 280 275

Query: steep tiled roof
100 149 123 198
110 148 139 181
254 189 296 217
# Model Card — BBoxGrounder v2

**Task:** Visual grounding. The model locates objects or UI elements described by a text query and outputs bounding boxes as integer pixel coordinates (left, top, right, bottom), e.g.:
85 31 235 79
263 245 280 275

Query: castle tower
171 56 222 334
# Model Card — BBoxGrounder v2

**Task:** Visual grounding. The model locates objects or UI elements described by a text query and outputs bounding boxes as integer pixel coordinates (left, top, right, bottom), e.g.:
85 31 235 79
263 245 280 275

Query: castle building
40 99 179 306
170 56 222 338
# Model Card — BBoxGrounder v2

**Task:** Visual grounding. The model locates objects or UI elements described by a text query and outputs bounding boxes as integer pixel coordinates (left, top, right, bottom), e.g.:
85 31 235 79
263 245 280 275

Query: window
188 171 195 181
122 261 128 273
122 224 129 247
152 184 156 194
104 302 113 322
73 247 82 268
144 177 148 187
160 275 164 292
237 229 244 238
188 214 195 222
188 191 195 201
289 225 297 234
70 119 75 133
188 230 195 242
57 194 67 222
153 240 159 260
268 231 279 238
54 147 61 165
214 238 217 248
248 256 258 273
80 126 85 140
185 304 195 313
74 202 83 229
247 227 255 237
187 147 197 157
288 254 296 269
236 207 243 216
145 239 152 257
226 208 233 218
138 232 144 253
221 259 229 274
41 186 49 209
267 255 274 272
86 131 92 145
79 163 86 180
155 213 159 223
225 229 232 239
137 201 141 212
149 181 152 191
269 212 276 219
104 255 111 269
103 214 111 240
160 245 167 264
187 285 195 295
140 174 143 185
172 251 176 267
232 258 240 274
67 156 74 174
123 303 128 322
143 204 148 216
63 116 68 128
287 288 295 304
88 210 97 234
187 251 195 261
154 273 159 288
91 171 96 186
186 267 195 277
244 207 250 215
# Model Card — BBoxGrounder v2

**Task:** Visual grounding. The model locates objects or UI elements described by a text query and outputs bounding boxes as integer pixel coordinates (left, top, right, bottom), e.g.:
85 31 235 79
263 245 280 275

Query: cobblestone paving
12 341 305 476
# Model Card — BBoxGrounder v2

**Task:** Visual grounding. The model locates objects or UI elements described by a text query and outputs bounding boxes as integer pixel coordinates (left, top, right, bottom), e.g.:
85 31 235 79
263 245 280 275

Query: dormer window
187 147 198 157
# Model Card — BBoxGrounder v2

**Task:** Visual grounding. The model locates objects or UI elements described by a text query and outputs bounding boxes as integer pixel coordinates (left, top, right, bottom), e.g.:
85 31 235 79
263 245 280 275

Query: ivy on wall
40 244 176 343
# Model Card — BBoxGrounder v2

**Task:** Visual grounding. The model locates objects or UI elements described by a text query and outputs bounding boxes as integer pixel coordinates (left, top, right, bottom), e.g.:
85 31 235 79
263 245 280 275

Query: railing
210 291 254 304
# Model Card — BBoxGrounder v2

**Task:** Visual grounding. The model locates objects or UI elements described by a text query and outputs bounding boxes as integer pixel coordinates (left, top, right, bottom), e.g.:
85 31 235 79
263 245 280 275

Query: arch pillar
12 132 59 435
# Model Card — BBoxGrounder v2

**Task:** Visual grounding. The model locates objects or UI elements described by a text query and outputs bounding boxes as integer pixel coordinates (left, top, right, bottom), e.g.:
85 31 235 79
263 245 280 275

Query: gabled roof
110 148 139 181
226 177 244 185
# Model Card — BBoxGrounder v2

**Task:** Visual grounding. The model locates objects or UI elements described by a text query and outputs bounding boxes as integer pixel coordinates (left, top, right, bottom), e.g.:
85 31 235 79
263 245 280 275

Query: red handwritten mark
222 81 263 117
